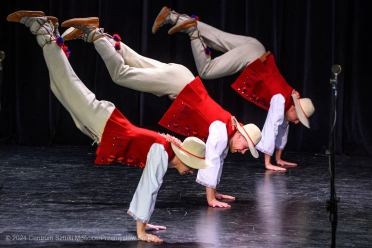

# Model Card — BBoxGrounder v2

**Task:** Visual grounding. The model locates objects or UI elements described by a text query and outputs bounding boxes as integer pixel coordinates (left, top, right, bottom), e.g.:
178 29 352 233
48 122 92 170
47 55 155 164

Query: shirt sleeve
256 94 286 156
275 119 289 150
196 120 229 189
127 143 168 223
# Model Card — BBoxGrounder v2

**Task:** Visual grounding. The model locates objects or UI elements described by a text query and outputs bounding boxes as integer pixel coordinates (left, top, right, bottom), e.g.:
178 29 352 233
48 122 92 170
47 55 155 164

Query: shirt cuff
256 146 273 156
196 179 216 189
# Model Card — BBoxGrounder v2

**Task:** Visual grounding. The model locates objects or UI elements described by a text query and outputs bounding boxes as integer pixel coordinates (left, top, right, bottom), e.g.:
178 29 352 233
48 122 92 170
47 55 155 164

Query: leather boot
168 18 197 35
152 6 191 34
7 10 57 46
61 17 104 43
46 16 60 37
61 27 104 42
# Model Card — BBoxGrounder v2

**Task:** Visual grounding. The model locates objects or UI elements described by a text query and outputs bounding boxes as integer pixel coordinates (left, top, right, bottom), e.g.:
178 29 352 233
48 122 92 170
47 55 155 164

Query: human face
172 156 195 175
229 131 249 154
286 105 300 124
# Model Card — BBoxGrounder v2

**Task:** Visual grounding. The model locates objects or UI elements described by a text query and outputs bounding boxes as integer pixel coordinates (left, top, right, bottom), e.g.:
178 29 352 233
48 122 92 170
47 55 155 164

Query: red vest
95 108 175 166
159 77 235 142
231 54 294 112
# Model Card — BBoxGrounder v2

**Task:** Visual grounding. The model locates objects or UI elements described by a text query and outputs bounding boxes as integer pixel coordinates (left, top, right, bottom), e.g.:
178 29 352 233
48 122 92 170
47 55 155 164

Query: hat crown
242 123 262 145
180 137 206 158
171 136 213 169
299 98 315 118
292 94 315 128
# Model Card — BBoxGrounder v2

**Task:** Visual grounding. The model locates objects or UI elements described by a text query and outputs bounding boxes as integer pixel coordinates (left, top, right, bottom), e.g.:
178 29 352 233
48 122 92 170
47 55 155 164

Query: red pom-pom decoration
191 14 200 21
113 34 121 41
56 36 64 46
55 36 71 58
204 47 211 56
114 41 121 51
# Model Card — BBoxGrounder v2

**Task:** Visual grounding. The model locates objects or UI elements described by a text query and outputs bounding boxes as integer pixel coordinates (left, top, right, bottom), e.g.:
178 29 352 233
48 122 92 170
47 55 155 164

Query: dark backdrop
0 0 371 157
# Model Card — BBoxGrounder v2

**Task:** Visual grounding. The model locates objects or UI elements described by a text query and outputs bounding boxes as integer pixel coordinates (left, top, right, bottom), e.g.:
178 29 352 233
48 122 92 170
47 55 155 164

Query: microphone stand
326 65 341 248
0 51 4 191
0 51 4 111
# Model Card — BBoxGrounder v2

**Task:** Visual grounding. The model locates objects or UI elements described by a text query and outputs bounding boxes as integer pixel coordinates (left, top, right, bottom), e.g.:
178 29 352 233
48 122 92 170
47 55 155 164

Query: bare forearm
206 187 216 202
136 221 147 238
275 149 283 161
264 153 272 166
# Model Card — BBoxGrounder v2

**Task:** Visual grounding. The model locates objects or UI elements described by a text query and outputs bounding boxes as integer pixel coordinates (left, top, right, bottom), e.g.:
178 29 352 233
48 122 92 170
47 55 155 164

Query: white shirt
256 94 289 156
127 143 168 223
196 121 230 189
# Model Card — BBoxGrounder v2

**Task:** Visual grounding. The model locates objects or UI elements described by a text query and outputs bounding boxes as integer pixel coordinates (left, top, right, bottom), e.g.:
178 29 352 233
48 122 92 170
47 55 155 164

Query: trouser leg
41 37 114 143
171 11 266 79
93 37 195 100
191 21 266 79
8 12 114 143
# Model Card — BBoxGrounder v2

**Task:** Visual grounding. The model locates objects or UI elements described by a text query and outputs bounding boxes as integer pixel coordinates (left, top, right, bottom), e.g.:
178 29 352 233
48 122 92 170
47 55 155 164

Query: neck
228 131 238 147
168 160 175 168
168 156 178 168
285 106 294 118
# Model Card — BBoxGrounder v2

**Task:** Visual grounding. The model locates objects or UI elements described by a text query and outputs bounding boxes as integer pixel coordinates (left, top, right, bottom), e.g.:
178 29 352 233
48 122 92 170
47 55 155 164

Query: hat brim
236 125 259 158
292 94 310 128
171 143 214 170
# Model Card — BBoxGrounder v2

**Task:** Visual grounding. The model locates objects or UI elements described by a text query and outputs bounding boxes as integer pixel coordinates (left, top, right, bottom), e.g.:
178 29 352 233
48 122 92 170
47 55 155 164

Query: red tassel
62 45 71 58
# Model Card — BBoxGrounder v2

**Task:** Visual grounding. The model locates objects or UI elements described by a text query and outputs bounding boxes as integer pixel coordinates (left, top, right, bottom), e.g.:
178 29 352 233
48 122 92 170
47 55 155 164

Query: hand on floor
208 199 232 208
265 163 287 171
138 233 163 243
277 159 298 167
215 192 235 201
146 223 167 231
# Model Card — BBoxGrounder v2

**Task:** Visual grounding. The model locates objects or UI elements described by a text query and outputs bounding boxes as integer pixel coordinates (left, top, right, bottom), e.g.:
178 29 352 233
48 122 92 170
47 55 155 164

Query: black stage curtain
0 0 371 157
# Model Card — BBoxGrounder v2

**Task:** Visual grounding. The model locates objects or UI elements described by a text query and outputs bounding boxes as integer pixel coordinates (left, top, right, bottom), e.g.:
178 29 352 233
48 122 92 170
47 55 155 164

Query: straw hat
232 117 262 158
291 94 315 128
171 137 214 169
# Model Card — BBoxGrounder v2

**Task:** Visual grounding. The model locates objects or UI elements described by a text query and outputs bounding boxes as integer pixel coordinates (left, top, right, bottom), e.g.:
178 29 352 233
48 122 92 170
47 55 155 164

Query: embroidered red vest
231 53 294 113
95 108 175 166
158 77 235 142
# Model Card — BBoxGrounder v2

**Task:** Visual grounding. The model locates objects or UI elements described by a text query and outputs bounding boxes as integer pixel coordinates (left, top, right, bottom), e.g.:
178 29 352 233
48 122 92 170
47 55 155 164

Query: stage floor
0 145 371 247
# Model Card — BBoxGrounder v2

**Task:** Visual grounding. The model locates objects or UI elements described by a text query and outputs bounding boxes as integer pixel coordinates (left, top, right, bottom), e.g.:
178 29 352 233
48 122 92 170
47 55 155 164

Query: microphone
330 65 341 90
331 64 342 76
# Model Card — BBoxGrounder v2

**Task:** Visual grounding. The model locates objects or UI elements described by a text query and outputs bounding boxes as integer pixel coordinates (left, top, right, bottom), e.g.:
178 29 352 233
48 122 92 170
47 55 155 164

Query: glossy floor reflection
0 145 371 247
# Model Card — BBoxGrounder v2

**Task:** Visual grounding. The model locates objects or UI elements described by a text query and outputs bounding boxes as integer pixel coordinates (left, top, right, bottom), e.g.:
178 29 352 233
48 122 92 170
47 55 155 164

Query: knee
198 69 210 80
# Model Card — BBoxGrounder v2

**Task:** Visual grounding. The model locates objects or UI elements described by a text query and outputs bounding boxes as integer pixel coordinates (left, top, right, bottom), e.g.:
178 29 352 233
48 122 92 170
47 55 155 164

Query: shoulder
208 121 228 143
272 94 285 104
209 120 228 133
149 143 166 153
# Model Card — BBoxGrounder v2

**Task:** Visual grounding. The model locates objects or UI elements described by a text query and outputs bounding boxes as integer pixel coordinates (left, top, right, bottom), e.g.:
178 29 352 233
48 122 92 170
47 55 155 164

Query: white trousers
176 15 266 80
94 37 195 100
39 36 115 143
